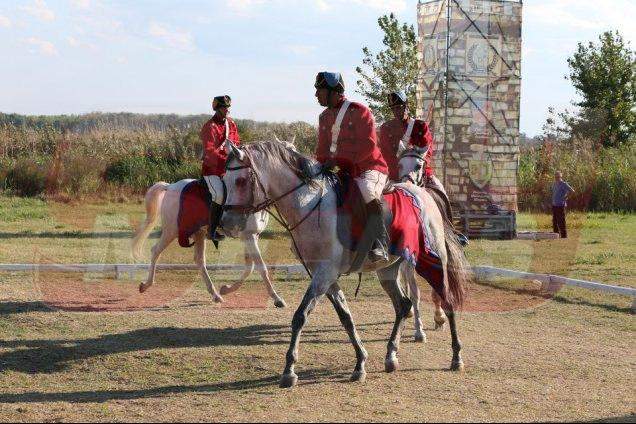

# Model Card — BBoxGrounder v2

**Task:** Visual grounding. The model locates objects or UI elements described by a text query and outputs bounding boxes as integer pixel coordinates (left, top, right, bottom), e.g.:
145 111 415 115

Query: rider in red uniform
379 90 468 246
314 71 389 262
378 91 434 182
200 95 240 242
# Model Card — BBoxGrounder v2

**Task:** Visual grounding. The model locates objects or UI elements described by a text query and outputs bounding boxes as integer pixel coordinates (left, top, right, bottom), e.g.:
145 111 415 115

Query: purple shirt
552 180 574 207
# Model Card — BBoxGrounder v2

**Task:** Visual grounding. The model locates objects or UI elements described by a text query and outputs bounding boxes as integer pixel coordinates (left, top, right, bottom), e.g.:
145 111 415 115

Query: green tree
566 30 635 147
355 13 418 123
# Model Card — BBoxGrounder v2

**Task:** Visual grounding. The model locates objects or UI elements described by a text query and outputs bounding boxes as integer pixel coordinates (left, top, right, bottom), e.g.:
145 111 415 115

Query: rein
398 151 426 187
224 154 324 278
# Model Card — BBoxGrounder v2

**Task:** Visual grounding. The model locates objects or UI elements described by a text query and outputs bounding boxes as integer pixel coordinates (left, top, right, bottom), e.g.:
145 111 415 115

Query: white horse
397 146 448 342
131 181 286 308
221 141 471 388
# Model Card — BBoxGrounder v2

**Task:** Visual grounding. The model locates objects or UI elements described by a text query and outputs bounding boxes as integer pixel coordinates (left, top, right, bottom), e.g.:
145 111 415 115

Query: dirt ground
0 271 634 422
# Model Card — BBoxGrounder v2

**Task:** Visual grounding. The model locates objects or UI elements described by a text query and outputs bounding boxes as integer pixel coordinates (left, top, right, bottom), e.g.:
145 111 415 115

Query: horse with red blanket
131 177 286 308
221 141 472 388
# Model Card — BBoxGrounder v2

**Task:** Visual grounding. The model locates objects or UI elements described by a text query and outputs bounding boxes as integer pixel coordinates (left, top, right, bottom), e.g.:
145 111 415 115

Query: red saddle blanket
341 183 445 299
177 180 211 248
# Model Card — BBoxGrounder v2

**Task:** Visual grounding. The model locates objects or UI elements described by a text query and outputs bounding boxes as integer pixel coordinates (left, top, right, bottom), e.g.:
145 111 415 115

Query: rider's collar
212 113 226 124
328 95 346 110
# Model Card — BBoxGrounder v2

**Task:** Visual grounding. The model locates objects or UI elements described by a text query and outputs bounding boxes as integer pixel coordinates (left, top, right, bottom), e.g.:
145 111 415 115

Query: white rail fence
1 263 634 310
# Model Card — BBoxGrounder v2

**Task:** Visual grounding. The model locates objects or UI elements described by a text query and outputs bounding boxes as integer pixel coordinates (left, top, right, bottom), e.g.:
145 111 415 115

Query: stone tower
416 0 522 213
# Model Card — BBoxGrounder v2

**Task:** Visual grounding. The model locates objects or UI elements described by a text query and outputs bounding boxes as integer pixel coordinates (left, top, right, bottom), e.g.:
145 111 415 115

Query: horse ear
290 135 296 145
274 134 282 143
230 143 245 162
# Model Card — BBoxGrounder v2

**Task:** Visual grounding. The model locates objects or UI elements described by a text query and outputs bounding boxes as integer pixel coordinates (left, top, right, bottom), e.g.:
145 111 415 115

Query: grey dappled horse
398 145 449 340
221 141 471 388
131 178 286 307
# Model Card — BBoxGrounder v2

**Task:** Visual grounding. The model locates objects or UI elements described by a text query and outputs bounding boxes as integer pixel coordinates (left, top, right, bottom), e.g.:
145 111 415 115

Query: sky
0 0 634 137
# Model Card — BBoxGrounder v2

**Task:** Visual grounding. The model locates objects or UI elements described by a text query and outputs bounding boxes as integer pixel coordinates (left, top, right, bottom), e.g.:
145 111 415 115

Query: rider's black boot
366 199 388 263
208 202 225 243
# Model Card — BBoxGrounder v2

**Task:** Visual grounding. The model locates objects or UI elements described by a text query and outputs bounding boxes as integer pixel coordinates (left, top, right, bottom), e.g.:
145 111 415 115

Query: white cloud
0 15 11 28
286 44 316 55
66 35 95 49
313 0 406 13
315 0 331 12
227 0 265 10
148 22 195 51
352 0 406 12
24 37 58 56
70 0 91 9
525 3 600 30
20 0 55 22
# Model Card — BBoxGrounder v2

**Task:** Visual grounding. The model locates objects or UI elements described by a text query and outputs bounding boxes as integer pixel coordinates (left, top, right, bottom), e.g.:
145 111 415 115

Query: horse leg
249 234 286 308
219 235 254 296
405 269 426 343
446 305 464 371
193 230 223 303
378 263 412 373
326 284 368 382
432 290 447 330
280 286 322 388
139 229 174 293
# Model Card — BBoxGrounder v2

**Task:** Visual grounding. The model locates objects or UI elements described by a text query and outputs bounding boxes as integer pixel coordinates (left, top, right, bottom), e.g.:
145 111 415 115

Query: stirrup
456 233 469 247
208 229 225 242
368 247 388 263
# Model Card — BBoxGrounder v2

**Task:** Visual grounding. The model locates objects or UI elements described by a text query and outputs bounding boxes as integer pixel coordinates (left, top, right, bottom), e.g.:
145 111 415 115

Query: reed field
0 113 634 212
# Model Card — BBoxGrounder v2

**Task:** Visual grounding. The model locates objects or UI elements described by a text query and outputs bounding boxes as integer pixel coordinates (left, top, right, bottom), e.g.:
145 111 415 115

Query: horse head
221 140 310 236
398 145 428 186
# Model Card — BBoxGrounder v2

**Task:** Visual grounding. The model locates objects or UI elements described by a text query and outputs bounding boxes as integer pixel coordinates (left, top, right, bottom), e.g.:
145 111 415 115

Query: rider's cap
387 90 407 107
212 95 231 110
314 72 345 93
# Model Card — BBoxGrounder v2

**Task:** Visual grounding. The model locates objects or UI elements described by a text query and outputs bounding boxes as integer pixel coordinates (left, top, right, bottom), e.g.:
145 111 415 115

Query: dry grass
0 196 634 422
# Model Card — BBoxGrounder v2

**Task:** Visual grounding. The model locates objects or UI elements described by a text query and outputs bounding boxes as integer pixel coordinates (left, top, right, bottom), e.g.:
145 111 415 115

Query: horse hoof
384 358 399 373
350 370 366 383
414 331 427 343
434 320 445 331
279 372 298 388
213 295 224 303
406 307 414 318
139 284 148 293
450 360 465 372
219 285 233 295
274 299 287 308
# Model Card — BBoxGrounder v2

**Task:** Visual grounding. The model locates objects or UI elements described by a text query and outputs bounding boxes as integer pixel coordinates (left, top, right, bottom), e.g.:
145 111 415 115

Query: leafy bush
4 158 50 197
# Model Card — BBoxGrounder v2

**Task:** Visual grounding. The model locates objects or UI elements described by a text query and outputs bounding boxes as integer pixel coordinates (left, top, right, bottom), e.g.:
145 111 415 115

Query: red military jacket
315 98 388 178
200 115 240 176
378 118 434 181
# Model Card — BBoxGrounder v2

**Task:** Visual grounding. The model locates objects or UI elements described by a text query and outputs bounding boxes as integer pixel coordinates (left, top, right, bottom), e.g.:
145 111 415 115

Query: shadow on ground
0 367 349 404
0 320 400 374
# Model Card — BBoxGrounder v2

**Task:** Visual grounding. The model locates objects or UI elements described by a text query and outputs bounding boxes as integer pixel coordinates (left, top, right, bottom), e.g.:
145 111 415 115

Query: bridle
398 151 426 187
223 150 324 277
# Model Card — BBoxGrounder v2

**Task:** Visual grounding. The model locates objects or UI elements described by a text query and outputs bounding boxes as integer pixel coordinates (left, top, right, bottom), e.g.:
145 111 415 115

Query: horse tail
132 182 168 261
442 214 472 310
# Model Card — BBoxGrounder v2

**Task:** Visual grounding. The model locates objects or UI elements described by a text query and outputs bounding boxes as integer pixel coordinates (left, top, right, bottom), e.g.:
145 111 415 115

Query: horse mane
242 140 315 182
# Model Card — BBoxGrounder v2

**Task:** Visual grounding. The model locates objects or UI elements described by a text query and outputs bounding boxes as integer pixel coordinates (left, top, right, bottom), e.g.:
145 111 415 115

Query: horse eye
414 164 422 171
235 177 247 188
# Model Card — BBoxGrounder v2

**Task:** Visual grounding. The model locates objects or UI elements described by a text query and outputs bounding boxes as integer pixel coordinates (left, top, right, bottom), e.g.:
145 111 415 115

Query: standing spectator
552 171 574 238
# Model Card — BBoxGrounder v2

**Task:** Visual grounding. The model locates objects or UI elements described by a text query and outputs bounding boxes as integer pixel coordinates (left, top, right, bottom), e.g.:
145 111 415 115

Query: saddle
323 170 446 297
177 179 211 247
